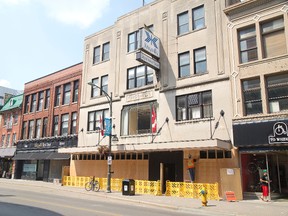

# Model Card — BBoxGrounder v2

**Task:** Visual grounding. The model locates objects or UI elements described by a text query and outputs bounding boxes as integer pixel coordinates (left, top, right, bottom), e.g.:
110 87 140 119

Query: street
0 181 212 216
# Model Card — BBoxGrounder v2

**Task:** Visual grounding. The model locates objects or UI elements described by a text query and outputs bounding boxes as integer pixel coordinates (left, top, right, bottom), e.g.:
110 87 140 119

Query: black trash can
122 179 135 196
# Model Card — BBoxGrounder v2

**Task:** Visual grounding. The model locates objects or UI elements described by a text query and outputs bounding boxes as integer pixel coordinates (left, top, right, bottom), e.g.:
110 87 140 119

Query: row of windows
199 150 232 159
2 113 18 127
88 109 109 132
238 16 286 63
0 133 17 147
93 42 110 64
72 152 149 160
22 112 77 139
242 73 288 116
24 80 79 114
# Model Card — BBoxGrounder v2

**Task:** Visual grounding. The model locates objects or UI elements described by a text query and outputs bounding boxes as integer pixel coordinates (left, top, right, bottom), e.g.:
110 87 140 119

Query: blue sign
104 118 112 136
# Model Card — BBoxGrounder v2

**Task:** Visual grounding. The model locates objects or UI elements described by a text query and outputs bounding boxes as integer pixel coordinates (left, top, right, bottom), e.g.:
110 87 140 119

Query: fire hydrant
200 189 208 206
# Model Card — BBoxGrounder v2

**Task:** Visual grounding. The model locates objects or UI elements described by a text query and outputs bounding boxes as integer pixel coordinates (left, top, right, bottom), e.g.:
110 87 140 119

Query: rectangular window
176 90 212 121
12 133 16 144
238 26 258 63
42 117 48 137
88 109 108 131
261 17 286 58
121 103 156 135
194 47 207 74
102 42 110 61
44 89 50 109
128 31 139 52
54 86 61 107
267 73 288 113
24 95 30 113
62 83 71 105
178 52 190 78
13 114 18 124
22 121 27 139
127 65 154 89
37 91 44 111
177 11 189 35
28 120 34 139
93 46 101 64
91 78 99 98
73 80 79 102
6 134 10 147
35 119 41 138
1 135 5 147
101 75 108 95
53 115 59 136
242 78 263 115
61 114 69 136
71 112 77 134
30 94 36 112
192 5 205 30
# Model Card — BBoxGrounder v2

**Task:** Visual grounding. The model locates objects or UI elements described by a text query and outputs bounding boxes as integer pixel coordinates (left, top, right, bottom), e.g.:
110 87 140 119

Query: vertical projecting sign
139 28 160 58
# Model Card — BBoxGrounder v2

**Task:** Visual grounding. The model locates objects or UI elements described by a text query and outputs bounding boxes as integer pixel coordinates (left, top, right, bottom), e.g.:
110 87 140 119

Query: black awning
13 152 34 160
47 152 70 160
29 152 52 160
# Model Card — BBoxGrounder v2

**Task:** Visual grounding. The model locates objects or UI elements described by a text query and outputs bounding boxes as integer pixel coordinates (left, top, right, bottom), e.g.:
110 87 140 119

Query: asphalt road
0 182 211 216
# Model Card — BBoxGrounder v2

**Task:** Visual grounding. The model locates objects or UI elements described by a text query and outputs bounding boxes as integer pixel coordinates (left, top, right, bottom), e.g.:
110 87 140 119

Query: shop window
238 26 258 63
267 73 288 113
242 78 263 115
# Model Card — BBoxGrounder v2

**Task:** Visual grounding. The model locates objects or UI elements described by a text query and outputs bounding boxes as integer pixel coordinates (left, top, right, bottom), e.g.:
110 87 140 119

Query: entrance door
43 160 50 182
36 160 44 180
162 163 176 193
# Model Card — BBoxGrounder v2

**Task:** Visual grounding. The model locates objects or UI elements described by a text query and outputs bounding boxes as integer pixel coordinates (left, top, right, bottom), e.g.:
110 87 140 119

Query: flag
99 116 104 136
151 106 157 133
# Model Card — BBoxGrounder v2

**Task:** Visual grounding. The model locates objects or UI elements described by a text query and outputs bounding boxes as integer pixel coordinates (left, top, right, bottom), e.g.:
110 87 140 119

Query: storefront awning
13 152 70 160
0 147 16 158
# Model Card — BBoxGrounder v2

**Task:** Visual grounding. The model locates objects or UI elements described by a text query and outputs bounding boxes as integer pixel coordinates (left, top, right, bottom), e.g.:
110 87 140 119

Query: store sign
136 51 160 70
139 28 160 58
268 122 288 144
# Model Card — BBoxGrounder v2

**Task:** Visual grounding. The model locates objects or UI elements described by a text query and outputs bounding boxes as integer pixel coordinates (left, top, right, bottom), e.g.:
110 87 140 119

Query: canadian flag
99 116 104 136
151 106 157 133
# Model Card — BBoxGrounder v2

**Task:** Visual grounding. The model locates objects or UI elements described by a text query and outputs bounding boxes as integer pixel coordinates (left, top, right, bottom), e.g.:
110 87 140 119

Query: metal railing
62 176 219 199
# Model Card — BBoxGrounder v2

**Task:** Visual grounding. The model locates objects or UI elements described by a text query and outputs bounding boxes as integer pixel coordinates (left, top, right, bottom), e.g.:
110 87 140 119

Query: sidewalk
1 178 288 216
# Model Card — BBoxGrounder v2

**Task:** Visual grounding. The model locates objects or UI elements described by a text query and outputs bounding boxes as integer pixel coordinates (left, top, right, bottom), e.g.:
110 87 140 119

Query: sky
0 0 154 90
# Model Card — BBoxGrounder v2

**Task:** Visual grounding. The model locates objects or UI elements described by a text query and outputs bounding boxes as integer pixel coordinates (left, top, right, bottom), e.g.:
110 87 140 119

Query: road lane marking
11 196 122 216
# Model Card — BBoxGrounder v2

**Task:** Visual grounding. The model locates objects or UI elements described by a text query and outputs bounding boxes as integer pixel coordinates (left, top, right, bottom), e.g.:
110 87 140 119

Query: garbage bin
122 179 135 196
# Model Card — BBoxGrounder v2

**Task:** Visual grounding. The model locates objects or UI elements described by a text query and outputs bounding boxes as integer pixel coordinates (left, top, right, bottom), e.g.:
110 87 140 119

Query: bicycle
85 176 100 192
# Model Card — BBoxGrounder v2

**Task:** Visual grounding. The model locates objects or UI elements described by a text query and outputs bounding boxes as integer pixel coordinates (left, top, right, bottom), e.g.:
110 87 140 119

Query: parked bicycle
85 176 100 192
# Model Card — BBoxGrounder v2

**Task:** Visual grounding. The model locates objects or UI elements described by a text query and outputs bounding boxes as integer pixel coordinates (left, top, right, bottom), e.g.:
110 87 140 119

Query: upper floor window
71 112 77 134
127 65 153 89
177 11 189 35
128 31 139 52
37 91 44 111
24 95 30 113
242 78 262 116
192 5 205 30
30 94 36 112
6 134 10 147
88 109 108 132
73 80 79 102
61 114 69 136
178 52 190 78
42 117 48 137
1 135 5 147
267 73 288 113
22 121 27 139
13 114 18 124
35 119 41 139
53 115 59 136
121 102 157 135
54 86 61 107
28 120 34 139
238 26 258 63
63 83 71 105
93 46 101 64
102 42 110 61
194 47 207 74
176 90 212 121
12 133 16 144
261 17 286 58
91 78 99 98
101 75 108 95
45 89 50 109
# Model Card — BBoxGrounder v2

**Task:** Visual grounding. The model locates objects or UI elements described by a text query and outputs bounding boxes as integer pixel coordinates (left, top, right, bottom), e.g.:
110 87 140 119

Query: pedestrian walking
260 169 271 202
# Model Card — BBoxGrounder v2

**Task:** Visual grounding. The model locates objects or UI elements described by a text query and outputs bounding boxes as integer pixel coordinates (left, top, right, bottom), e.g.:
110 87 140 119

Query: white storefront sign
139 28 160 58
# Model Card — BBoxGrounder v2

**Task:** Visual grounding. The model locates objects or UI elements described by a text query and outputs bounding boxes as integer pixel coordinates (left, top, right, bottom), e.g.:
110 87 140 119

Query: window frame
30 93 36 113
238 25 258 63
54 86 61 107
37 91 44 111
62 83 71 105
87 109 108 132
192 5 205 31
178 51 190 78
194 47 207 74
177 11 189 35
93 46 101 64
73 80 79 103
53 115 59 136
127 65 154 89
102 42 110 61
60 113 69 136
71 112 77 134
101 75 108 96
128 31 139 52
44 89 50 109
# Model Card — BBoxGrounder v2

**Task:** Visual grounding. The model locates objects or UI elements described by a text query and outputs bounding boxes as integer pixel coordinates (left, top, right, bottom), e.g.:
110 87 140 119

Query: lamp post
88 81 112 193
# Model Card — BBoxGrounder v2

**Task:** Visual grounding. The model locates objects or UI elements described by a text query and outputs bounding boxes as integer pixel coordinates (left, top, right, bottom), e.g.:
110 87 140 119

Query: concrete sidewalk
1 178 288 216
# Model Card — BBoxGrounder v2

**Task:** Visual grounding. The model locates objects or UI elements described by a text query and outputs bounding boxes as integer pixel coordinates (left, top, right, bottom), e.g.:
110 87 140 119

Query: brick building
14 63 82 182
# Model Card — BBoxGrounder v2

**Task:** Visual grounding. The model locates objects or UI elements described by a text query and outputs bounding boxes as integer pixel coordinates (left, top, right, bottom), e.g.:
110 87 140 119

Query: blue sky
0 0 154 90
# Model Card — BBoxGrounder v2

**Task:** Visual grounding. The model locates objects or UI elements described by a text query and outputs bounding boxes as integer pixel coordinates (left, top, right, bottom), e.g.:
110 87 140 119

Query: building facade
14 63 82 182
0 94 23 178
224 0 288 195
60 0 240 197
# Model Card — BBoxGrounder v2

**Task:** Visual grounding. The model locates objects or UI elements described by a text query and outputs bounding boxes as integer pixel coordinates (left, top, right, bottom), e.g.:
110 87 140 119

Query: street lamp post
88 82 112 193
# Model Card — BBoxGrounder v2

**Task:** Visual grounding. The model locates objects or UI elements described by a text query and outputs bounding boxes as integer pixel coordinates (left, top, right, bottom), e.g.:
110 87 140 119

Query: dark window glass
238 26 258 63
73 80 79 102
45 89 50 109
54 86 61 107
37 91 44 111
242 78 262 115
127 65 154 89
30 94 36 112
63 83 71 105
